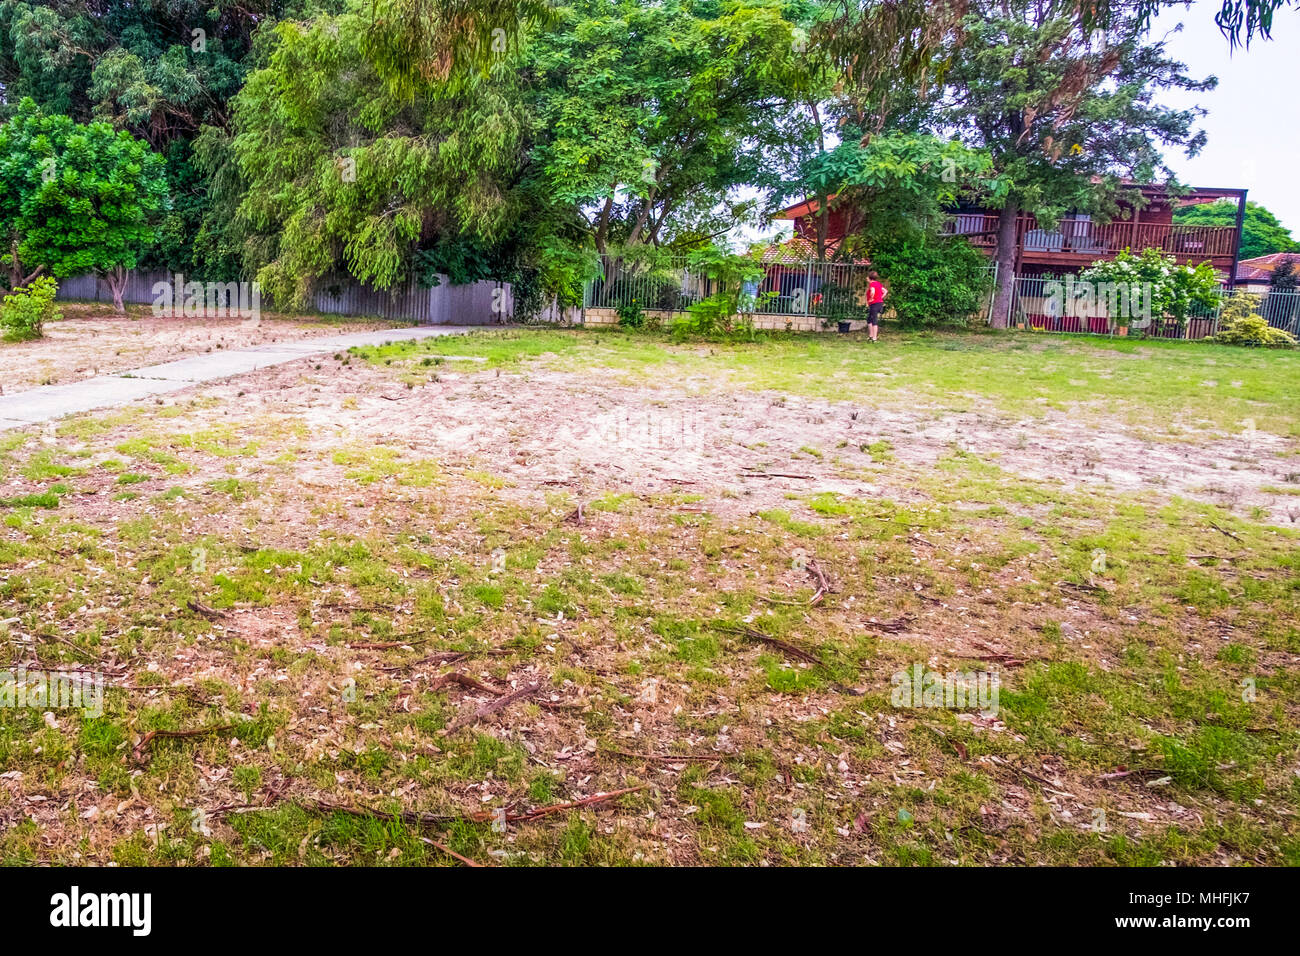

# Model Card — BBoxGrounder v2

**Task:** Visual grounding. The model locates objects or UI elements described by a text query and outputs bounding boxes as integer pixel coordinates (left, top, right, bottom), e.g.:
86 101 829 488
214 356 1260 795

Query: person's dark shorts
868 302 883 325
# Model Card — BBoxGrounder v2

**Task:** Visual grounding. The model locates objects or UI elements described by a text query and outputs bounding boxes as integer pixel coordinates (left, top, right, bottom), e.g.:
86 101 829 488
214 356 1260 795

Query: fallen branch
988 756 1056 787
951 653 1031 667
1058 580 1104 595
1208 521 1243 542
741 471 814 480
419 837 484 867
509 786 646 822
1098 767 1175 783
429 671 504 695
952 642 1034 667
869 616 913 634
712 623 826 668
442 681 541 734
349 638 430 650
806 558 833 606
186 599 229 620
378 647 512 673
380 652 464 672
132 723 233 764
307 786 643 829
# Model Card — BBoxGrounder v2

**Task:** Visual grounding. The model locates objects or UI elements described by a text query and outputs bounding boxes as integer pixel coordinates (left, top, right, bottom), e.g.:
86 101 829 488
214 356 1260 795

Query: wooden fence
54 270 579 326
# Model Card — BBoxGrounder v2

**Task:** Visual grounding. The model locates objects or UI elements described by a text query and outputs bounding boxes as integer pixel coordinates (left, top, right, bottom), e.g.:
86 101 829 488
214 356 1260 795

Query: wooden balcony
941 214 1238 271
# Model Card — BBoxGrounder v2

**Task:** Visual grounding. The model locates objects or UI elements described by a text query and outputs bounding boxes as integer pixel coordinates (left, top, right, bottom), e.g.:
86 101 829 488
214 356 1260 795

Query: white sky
1153 1 1300 234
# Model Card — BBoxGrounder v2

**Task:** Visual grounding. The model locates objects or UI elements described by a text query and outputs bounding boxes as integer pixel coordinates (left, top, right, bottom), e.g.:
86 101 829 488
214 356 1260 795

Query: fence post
803 259 814 317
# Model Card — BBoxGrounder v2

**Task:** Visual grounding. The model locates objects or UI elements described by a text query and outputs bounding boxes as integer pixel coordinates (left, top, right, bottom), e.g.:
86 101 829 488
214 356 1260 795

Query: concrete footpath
0 325 477 430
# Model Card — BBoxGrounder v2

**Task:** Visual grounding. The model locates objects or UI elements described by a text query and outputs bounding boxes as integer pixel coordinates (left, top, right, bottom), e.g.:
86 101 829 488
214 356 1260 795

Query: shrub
615 297 646 329
671 246 765 340
863 233 991 329
1213 292 1297 348
1080 248 1220 329
1 276 60 341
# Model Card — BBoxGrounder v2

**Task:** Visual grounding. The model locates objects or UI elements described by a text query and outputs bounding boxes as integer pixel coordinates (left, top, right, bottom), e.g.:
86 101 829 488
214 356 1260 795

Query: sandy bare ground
0 306 400 392
186 356 1300 526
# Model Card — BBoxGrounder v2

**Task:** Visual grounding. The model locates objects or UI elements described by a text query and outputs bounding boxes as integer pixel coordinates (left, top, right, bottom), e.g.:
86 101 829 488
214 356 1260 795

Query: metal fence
1002 275 1300 340
584 255 883 322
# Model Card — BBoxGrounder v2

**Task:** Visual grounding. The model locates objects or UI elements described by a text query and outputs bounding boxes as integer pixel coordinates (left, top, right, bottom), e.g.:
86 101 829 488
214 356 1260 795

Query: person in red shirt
866 271 886 342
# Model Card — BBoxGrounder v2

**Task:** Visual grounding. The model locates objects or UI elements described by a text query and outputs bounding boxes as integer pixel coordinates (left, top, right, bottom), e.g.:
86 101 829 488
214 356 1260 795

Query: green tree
1174 200 1299 260
940 1 1213 326
524 0 823 255
0 100 169 311
865 232 991 329
791 132 999 261
0 1 348 274
227 0 531 307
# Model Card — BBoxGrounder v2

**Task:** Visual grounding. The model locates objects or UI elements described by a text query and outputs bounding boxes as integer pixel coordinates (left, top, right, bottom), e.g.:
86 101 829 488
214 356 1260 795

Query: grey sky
1155 2 1300 237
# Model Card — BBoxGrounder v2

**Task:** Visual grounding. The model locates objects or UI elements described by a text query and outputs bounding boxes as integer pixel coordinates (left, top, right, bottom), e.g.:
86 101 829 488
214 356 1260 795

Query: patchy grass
0 327 1297 866
355 328 1300 439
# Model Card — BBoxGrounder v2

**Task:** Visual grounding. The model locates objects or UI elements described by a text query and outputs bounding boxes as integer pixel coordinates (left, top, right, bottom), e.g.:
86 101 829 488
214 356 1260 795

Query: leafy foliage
525 0 823 254
0 275 60 341
940 0 1213 325
865 233 991 329
1213 292 1297 348
1080 248 1221 328
0 1 346 274
0 100 169 309
796 132 999 259
674 246 766 339
1174 200 1298 259
228 1 529 307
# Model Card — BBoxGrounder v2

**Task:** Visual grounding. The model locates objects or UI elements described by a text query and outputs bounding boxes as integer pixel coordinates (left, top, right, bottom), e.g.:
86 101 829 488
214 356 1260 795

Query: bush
1080 248 1220 329
1 276 60 341
863 233 990 329
1212 292 1297 348
670 246 765 340
615 297 646 329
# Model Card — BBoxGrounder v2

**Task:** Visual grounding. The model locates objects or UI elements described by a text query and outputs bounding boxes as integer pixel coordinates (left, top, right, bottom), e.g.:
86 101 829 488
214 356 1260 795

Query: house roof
1238 252 1300 272
774 196 834 220
757 235 870 265
1236 263 1274 282
775 185 1246 221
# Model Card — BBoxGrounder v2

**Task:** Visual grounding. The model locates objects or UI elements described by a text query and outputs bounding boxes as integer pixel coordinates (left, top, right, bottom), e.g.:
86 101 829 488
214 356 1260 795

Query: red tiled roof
1238 252 1300 270
757 235 870 265
1236 263 1273 281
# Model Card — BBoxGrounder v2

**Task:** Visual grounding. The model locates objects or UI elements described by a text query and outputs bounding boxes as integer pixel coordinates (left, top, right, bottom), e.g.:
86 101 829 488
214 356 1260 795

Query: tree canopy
1174 200 1299 259
0 98 169 310
0 0 1277 317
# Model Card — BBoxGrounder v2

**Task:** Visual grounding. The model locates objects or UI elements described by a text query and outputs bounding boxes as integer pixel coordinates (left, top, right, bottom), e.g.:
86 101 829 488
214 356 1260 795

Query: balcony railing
942 214 1238 262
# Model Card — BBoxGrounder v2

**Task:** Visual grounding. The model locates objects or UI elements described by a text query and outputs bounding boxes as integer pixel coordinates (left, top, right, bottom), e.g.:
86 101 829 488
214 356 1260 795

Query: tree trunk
105 265 128 314
8 238 43 289
990 198 1020 329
